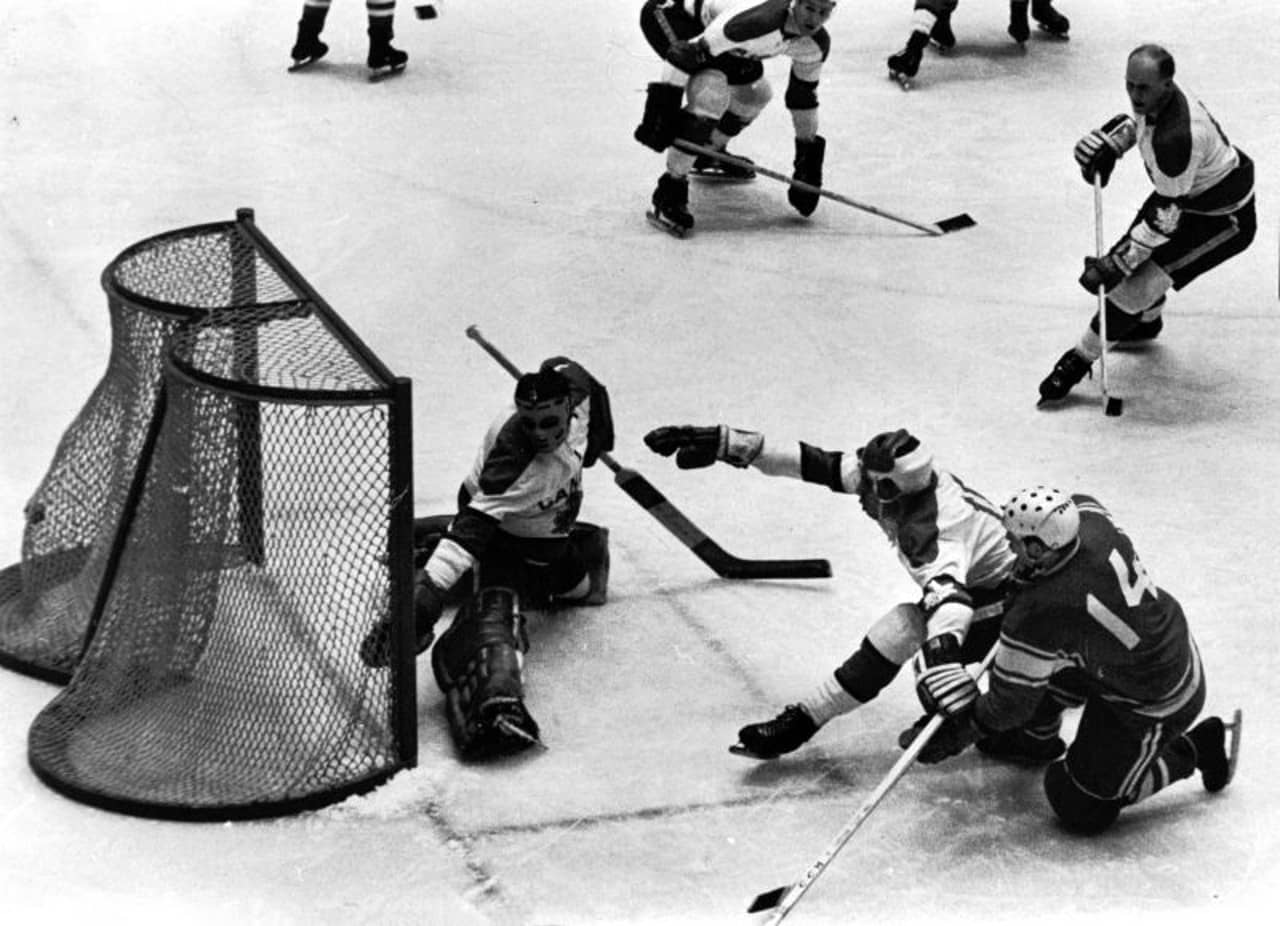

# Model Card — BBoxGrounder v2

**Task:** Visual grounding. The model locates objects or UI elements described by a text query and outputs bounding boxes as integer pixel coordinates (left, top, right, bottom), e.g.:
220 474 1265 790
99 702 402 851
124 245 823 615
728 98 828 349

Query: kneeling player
362 359 613 759
915 487 1241 834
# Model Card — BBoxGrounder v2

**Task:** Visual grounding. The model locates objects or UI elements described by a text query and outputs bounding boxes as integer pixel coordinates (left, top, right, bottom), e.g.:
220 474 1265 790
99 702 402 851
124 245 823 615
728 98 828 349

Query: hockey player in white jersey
634 0 836 236
1039 44 1256 404
643 425 1051 763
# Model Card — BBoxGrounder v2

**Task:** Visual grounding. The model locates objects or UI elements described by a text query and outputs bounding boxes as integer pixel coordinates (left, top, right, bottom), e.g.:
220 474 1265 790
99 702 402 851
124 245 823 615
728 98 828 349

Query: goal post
5 209 417 819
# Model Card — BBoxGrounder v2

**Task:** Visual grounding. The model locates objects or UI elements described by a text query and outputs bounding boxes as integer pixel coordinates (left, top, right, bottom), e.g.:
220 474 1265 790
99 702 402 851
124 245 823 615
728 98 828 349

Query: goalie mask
1002 486 1081 577
856 429 935 521
514 369 572 454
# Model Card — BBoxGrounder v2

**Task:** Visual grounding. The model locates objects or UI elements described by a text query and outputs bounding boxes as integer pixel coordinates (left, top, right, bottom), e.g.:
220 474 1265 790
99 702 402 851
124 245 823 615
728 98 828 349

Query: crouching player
362 358 613 759
914 487 1242 834
644 425 1041 763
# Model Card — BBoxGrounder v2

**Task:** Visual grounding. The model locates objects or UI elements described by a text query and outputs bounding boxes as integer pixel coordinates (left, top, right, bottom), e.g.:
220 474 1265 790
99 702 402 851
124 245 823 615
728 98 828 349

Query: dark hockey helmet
857 429 935 501
514 369 572 453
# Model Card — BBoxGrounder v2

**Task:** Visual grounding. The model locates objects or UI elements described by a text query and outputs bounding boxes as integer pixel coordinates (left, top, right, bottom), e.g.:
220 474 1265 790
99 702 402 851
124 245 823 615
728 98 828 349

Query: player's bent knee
730 77 772 114
1108 262 1173 314
865 602 926 666
1043 759 1123 835
686 70 731 117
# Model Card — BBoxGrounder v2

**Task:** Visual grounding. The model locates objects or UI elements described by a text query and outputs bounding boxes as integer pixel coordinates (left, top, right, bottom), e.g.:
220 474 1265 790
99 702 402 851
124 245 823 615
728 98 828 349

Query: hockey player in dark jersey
886 0 1070 89
361 358 614 758
289 0 408 75
634 0 836 236
915 487 1242 834
1040 45 1256 404
644 425 1049 763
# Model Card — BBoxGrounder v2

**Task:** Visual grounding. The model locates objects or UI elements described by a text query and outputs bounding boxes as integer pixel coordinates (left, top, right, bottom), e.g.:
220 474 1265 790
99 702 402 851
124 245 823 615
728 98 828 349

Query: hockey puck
1105 396 1124 416
415 3 438 18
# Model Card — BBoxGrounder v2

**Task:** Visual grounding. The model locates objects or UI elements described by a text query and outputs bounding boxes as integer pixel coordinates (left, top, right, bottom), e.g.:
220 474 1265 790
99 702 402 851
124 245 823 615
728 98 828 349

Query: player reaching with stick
644 425 1055 764
634 0 837 236
361 358 614 758
1038 44 1256 406
913 487 1241 833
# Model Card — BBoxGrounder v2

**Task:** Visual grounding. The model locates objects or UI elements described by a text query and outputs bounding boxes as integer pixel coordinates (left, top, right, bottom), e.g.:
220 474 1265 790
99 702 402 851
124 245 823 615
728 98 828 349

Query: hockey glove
1073 114 1136 187
665 38 711 74
898 712 978 765
634 82 684 153
916 662 979 718
1078 254 1126 294
644 424 763 469
787 135 826 217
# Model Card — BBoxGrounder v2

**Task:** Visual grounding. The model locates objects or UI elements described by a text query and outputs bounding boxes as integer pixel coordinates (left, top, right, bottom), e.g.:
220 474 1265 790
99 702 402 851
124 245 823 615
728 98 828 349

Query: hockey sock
833 637 901 703
1126 735 1197 804
909 8 938 34
799 673 863 727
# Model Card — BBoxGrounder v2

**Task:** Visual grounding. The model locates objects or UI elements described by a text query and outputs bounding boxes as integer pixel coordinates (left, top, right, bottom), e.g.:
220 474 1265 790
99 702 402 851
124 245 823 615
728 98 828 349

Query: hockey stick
1094 175 1123 416
464 325 831 581
747 647 998 922
674 140 976 236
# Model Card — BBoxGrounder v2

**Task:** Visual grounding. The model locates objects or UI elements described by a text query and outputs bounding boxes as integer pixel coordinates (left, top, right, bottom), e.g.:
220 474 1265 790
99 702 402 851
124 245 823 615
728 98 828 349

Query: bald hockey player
634 0 836 236
361 359 613 759
644 425 1050 764
886 1 1070 89
1039 45 1256 404
914 488 1242 834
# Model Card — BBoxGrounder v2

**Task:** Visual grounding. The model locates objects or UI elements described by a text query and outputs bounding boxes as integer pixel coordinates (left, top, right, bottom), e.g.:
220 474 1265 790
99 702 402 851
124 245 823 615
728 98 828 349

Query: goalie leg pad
430 587 541 758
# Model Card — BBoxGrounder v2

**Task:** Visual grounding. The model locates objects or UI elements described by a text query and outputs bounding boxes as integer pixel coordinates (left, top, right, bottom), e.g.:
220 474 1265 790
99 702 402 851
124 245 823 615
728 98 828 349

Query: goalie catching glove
644 424 763 469
1073 114 1136 187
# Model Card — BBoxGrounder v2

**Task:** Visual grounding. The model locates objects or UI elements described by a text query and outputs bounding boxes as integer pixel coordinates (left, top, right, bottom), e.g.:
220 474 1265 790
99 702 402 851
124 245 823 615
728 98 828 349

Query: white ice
2 1 1279 923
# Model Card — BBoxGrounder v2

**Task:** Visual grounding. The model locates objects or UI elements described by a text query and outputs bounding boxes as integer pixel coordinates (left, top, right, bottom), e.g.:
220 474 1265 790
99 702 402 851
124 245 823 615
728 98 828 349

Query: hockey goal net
1 209 417 819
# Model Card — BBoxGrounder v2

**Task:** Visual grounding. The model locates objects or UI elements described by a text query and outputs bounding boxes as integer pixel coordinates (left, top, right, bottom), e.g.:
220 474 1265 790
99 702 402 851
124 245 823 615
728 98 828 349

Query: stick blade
747 885 788 914
934 213 976 233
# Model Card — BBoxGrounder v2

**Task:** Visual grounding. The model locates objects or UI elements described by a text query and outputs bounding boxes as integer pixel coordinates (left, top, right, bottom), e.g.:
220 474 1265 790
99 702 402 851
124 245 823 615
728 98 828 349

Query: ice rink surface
2 1 1279 923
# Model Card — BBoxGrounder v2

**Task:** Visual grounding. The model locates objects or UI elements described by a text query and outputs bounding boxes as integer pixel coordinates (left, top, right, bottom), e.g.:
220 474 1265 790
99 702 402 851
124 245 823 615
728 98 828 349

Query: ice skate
730 704 818 759
1032 0 1070 38
887 31 929 89
646 173 694 238
929 11 956 51
1188 709 1242 793
1037 348 1093 405
367 42 408 79
288 17 329 71
1008 1 1031 43
975 727 1065 764
690 150 757 182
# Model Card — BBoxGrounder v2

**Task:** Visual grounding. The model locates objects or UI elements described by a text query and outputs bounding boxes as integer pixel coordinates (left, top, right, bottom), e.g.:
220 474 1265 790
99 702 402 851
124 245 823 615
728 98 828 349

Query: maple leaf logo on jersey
1151 202 1181 236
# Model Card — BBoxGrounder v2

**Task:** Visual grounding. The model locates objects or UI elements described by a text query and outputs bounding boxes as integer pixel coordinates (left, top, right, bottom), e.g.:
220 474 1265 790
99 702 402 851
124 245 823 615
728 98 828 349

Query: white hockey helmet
1002 487 1080 552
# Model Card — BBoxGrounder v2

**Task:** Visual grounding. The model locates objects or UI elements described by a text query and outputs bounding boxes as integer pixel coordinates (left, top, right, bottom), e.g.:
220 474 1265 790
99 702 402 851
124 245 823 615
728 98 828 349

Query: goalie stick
674 140 976 236
464 325 831 581
747 647 998 923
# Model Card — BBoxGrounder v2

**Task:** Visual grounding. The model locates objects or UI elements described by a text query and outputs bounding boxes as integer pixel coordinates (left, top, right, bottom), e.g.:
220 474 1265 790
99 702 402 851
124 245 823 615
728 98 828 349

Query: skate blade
1224 708 1243 788
368 64 407 83
889 71 913 91
645 210 691 239
728 742 775 760
1037 23 1070 40
288 56 325 72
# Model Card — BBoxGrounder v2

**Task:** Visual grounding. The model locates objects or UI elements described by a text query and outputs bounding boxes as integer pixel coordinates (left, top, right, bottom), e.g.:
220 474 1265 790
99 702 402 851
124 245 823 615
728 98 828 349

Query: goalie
644 425 1059 765
362 358 614 759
